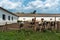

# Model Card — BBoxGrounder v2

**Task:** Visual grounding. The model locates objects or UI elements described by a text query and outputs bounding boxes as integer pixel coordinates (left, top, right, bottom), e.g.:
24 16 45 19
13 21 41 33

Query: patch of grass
0 30 60 40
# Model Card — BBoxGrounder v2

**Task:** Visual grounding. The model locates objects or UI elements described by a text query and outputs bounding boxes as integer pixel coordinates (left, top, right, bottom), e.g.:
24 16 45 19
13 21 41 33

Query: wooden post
34 17 36 31
55 17 57 31
32 17 36 31
41 18 44 31
3 22 7 32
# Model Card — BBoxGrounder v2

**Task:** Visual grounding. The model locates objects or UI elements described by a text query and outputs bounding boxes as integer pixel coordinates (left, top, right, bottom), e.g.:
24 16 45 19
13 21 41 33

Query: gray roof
16 13 60 17
0 7 19 17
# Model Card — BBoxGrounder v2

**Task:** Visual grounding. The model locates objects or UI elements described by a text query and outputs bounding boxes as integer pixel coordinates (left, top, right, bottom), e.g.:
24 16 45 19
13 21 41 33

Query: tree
32 10 36 14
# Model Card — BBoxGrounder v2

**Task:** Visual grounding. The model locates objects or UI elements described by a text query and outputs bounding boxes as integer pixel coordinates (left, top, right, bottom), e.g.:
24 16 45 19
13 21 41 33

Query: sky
0 0 60 14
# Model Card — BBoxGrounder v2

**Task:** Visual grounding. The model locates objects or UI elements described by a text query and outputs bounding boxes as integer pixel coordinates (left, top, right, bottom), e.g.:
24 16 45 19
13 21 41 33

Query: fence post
3 22 7 32
55 17 57 31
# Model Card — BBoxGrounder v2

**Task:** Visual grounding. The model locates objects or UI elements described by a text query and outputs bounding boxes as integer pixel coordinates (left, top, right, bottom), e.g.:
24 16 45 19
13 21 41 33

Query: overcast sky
0 0 60 14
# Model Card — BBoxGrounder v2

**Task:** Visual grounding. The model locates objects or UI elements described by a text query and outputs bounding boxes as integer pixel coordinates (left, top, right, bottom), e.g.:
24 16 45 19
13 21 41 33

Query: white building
0 7 18 25
17 13 60 22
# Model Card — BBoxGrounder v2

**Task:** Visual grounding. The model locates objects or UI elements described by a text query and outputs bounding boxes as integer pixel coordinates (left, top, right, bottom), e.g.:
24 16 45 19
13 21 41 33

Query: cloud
0 0 60 13
24 6 33 9
24 0 43 9
24 0 60 9
22 0 60 13
0 0 22 9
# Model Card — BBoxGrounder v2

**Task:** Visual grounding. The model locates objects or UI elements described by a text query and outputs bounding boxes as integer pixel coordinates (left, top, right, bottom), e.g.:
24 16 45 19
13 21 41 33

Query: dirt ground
0 21 60 31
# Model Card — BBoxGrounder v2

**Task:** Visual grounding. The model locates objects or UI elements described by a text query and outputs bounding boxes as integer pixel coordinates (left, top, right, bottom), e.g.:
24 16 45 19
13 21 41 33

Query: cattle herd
0 18 60 32
19 18 60 32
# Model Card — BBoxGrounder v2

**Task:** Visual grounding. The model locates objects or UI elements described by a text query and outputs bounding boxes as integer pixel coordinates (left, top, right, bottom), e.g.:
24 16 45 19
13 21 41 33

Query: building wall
18 17 35 22
0 9 18 25
18 17 60 22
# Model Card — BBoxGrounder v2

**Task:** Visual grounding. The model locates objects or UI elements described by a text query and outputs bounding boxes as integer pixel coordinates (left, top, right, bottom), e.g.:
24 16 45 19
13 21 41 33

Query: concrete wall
0 9 18 25
18 17 60 22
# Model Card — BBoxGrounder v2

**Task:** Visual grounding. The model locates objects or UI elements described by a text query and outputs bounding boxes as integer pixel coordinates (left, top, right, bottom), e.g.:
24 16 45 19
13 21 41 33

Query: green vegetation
0 29 60 40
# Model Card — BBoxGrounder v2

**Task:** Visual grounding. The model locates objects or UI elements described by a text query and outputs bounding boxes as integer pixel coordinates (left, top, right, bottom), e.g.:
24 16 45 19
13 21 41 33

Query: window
8 16 10 20
41 18 44 20
12 17 13 20
50 18 52 20
2 14 6 20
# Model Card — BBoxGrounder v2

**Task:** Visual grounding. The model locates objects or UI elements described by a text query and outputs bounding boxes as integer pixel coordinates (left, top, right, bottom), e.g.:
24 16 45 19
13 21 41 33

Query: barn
17 13 60 22
0 7 18 25
16 13 60 31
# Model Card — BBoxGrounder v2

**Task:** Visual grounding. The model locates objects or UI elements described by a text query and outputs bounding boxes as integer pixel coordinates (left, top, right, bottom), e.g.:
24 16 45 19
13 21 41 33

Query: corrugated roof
0 7 19 17
16 13 60 17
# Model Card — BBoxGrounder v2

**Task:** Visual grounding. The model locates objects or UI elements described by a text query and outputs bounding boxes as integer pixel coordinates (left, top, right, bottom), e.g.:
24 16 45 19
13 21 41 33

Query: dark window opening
41 18 44 20
8 16 10 20
50 18 52 20
2 14 6 20
12 17 13 20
